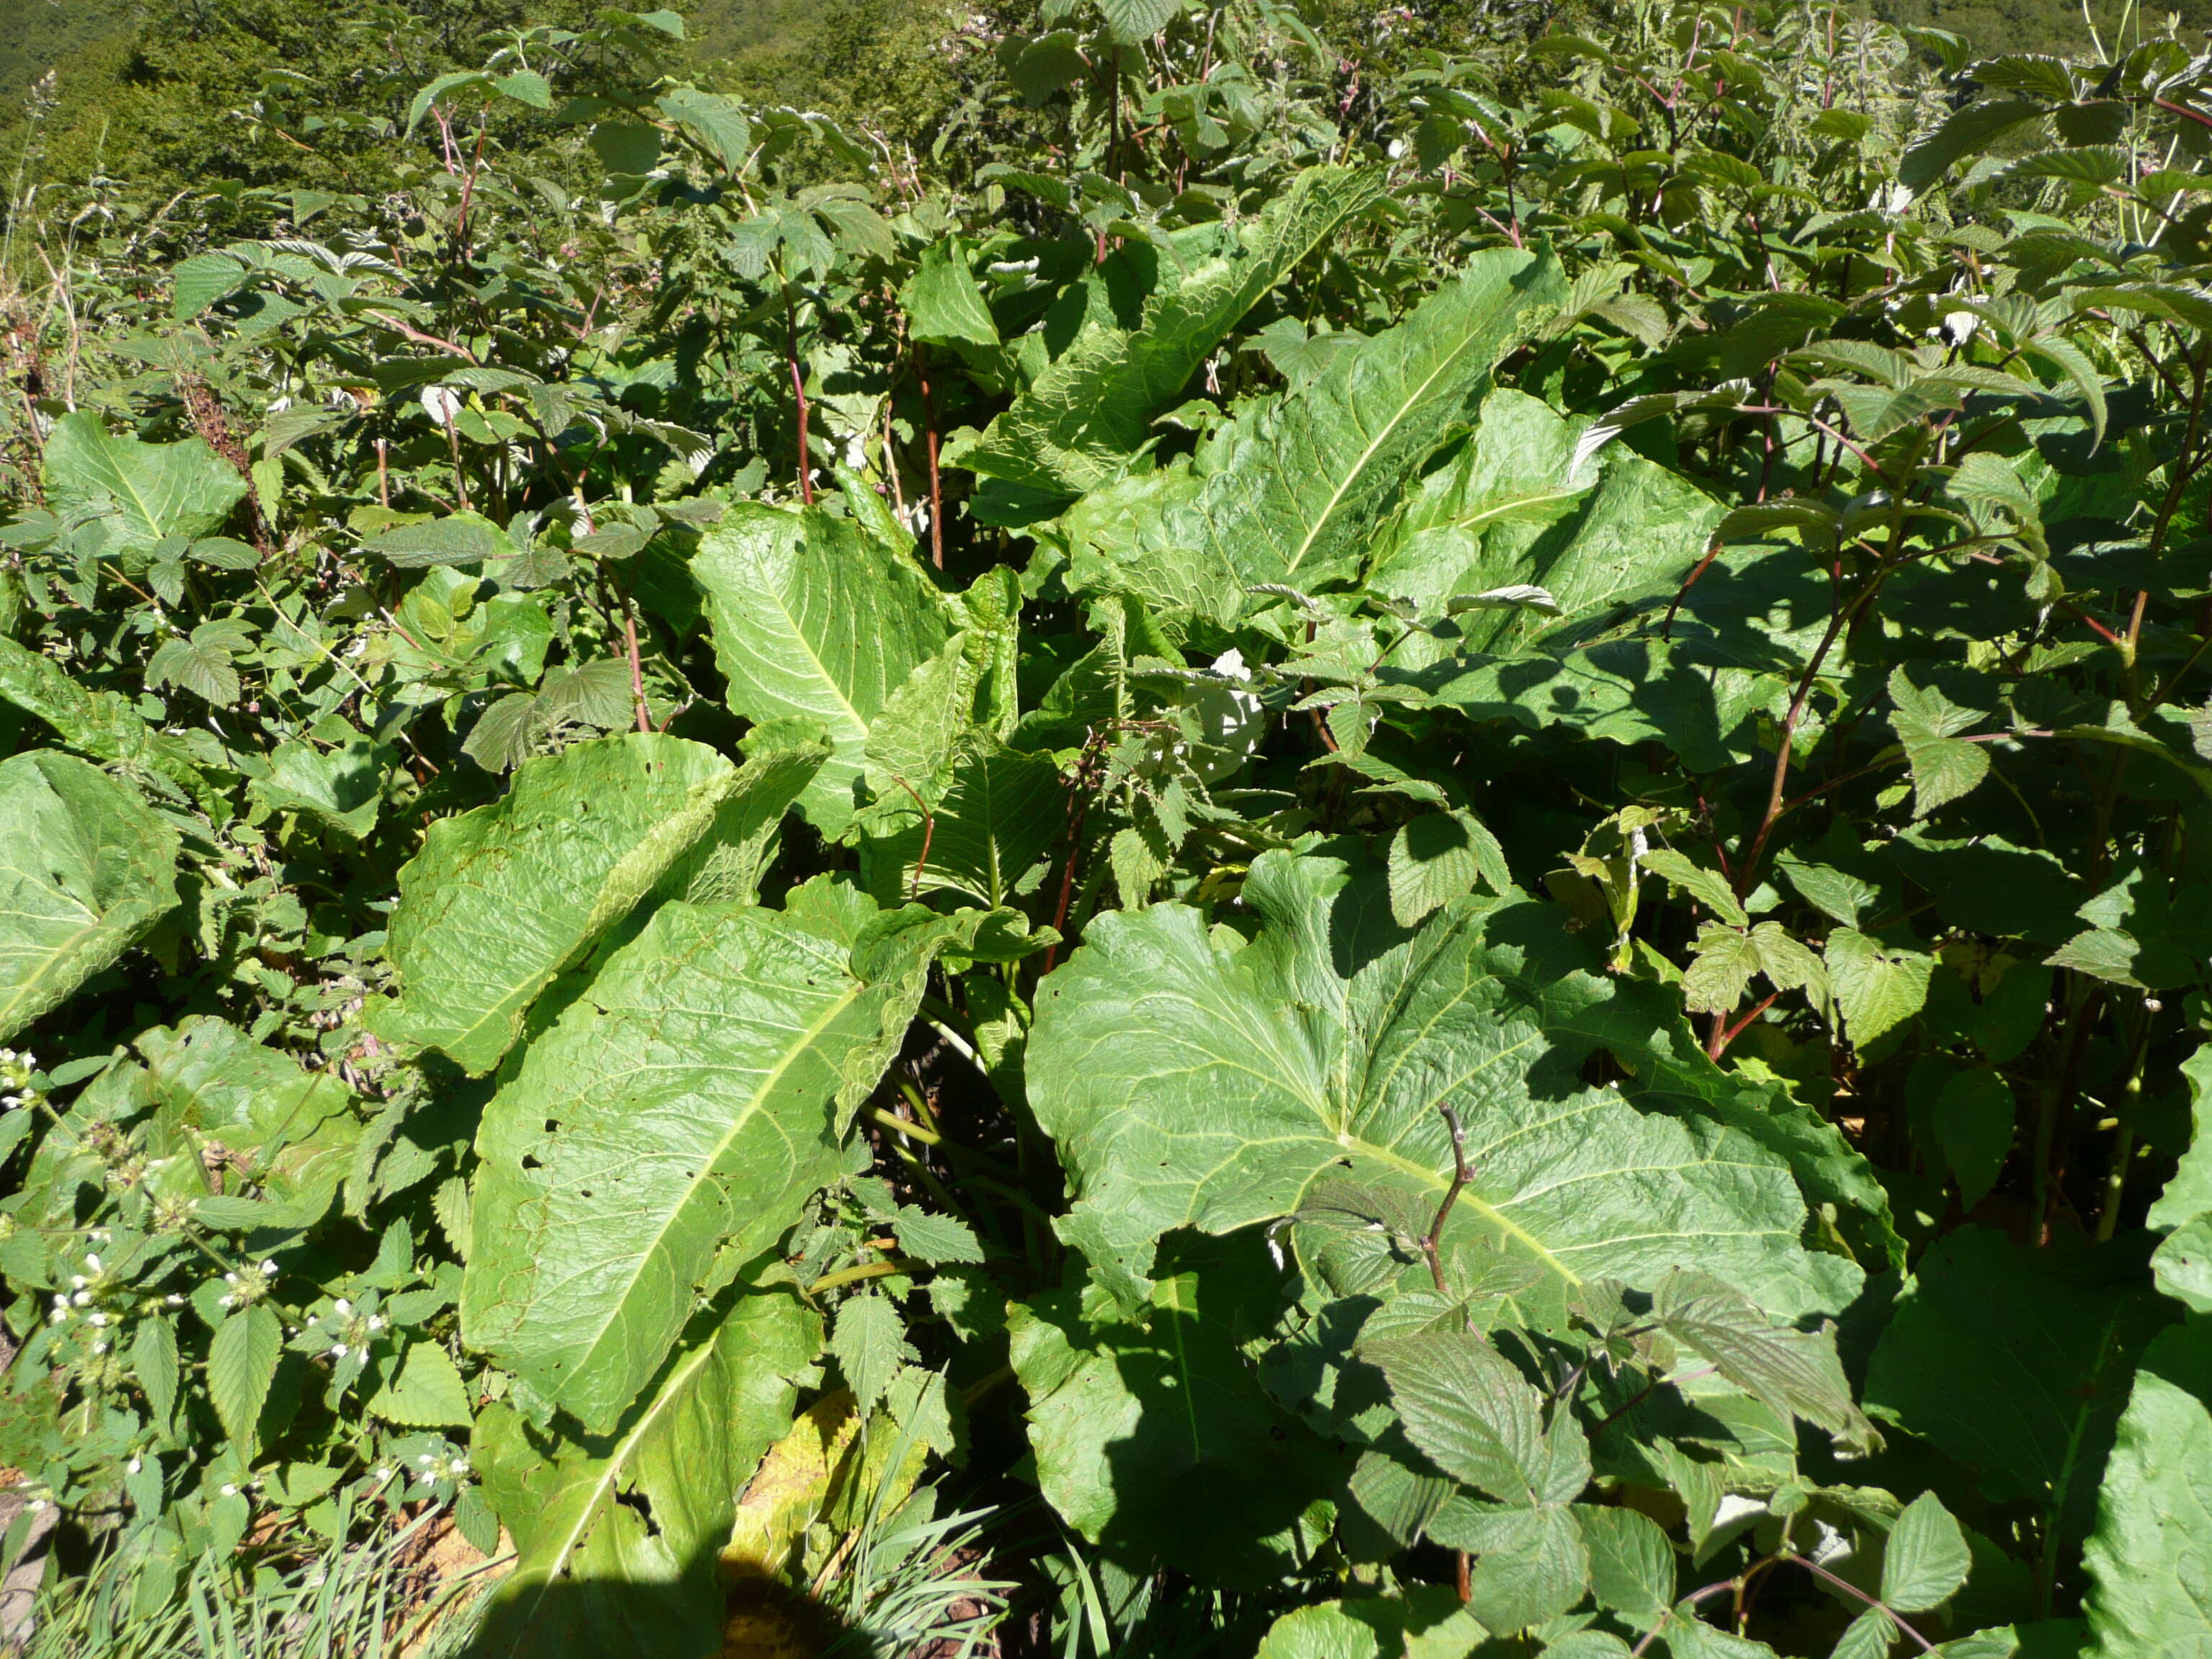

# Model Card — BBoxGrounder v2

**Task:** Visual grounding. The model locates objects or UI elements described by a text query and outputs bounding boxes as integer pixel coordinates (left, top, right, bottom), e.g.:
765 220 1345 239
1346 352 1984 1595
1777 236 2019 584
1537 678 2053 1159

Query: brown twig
362 312 478 364
1421 1104 1473 1296
891 775 935 900
624 609 651 735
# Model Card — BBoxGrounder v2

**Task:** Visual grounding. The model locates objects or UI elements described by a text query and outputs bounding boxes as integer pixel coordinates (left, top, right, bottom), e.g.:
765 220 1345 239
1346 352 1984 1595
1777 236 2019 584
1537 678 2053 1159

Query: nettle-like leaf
0 750 181 1041
691 499 955 835
372 732 819 1076
953 165 1385 503
472 1287 819 1659
41 410 248 561
1028 850 1860 1319
1888 666 1992 817
461 881 976 1431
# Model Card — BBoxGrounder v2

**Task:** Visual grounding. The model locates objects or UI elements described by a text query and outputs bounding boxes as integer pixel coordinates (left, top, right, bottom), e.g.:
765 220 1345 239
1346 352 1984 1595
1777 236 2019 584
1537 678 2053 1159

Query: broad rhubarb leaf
1028 850 1860 1318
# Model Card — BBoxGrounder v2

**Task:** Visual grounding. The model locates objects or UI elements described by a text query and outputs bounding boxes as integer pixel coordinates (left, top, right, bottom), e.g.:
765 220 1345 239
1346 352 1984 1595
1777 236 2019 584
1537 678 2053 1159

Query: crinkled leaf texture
472 1287 819 1659
372 732 819 1076
2082 1316 2212 1659
1028 850 1861 1321
461 880 976 1432
0 750 181 1040
691 498 955 834
41 410 248 561
1060 248 1568 617
953 166 1385 503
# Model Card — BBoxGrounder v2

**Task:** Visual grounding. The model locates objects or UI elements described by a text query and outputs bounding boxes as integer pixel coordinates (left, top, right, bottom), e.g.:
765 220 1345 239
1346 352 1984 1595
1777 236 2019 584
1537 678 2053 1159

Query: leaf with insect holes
372 734 785 1076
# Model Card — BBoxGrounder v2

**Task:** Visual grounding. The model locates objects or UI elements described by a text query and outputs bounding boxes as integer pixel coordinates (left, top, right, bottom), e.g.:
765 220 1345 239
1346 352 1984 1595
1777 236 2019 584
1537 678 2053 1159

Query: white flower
329 1342 349 1359
223 1272 238 1285
259 1259 277 1276
421 385 462 427
88 1312 108 1327
220 1483 239 1497
166 1294 183 1306
418 1453 435 1466
333 1298 351 1317
126 1457 142 1475
71 1290 90 1306
374 1466 392 1482
367 1316 385 1332
48 1306 68 1324
70 1275 87 1289
83 1254 100 1272
91 1341 108 1355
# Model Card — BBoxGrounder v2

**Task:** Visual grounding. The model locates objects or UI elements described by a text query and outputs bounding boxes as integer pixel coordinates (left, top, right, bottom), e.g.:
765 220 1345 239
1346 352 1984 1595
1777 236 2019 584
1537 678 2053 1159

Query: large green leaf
41 410 248 560
472 1287 819 1659
2149 1047 2212 1313
0 636 212 801
0 750 181 1040
1060 248 1568 611
691 501 955 833
1866 1228 2172 1558
860 734 1064 908
952 166 1385 502
372 732 817 1076
462 882 952 1431
1028 850 1859 1319
1367 388 1719 651
1009 1231 1346 1585
2081 1316 2212 1659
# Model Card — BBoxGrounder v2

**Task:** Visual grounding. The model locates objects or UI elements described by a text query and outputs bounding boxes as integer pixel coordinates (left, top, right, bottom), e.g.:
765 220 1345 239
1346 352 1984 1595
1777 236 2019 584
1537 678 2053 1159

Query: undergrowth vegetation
1 1 2211 1655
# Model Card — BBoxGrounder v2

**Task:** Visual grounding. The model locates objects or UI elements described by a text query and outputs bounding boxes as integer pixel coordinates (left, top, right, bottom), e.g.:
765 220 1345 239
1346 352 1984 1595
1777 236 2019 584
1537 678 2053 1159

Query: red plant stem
919 348 944 569
892 775 935 900
1708 991 1780 1060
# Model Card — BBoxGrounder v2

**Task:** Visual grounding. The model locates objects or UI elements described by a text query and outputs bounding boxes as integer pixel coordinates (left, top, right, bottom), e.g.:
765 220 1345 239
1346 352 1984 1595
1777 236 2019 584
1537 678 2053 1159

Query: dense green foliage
4 1 2212 1656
